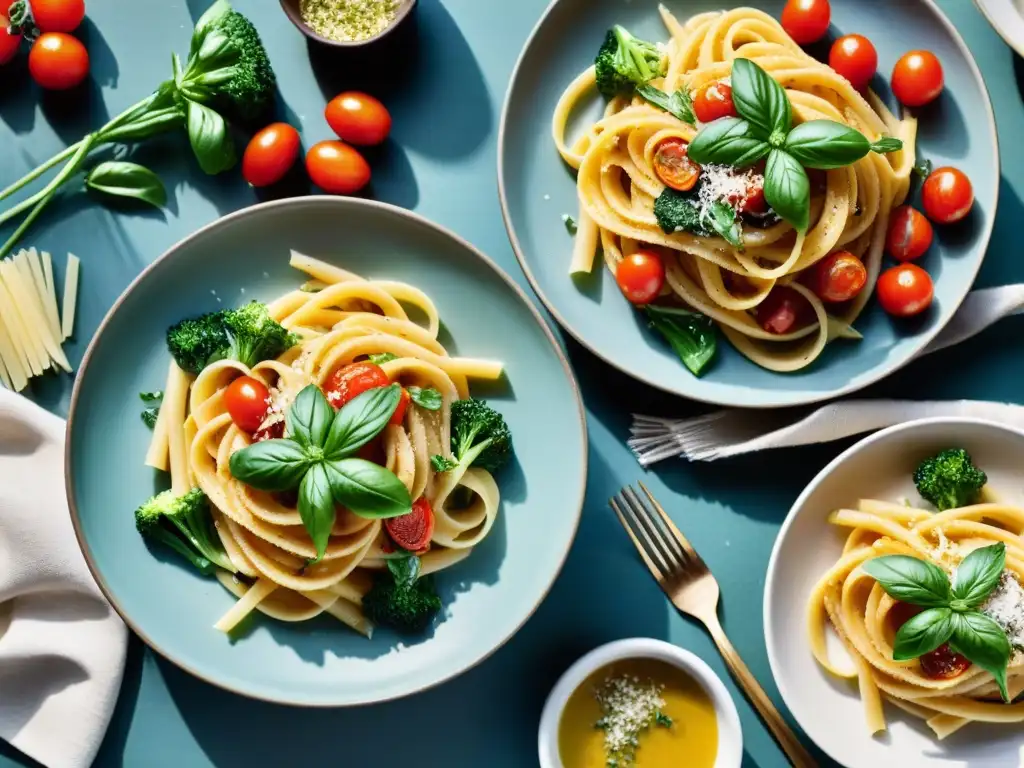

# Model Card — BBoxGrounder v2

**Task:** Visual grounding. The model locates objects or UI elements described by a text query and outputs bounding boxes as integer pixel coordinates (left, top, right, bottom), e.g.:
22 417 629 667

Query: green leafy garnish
645 305 717 376
408 386 443 411
653 188 743 247
562 214 578 235
636 84 695 125
368 352 398 365
142 407 161 429
139 390 164 402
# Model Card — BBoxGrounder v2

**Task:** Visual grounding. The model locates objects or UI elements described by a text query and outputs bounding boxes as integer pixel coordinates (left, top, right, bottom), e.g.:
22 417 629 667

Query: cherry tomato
323 361 390 409
0 9 21 65
829 34 877 91
358 437 386 466
225 376 271 434
242 123 301 188
305 140 371 195
385 497 435 553
876 264 934 317
729 175 768 215
616 251 665 305
30 0 86 33
810 251 868 303
693 81 737 123
781 0 831 45
757 286 812 334
653 138 701 192
253 420 285 443
922 166 973 225
390 387 410 426
28 32 89 90
886 206 933 261
892 50 943 108
325 91 392 147
920 644 971 680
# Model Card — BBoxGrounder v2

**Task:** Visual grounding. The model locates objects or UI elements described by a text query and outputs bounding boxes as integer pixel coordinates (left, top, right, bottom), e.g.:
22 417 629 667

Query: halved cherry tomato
325 91 392 146
305 140 371 195
28 32 89 90
253 420 285 443
730 175 768 215
242 123 301 188
886 205 933 261
888 602 970 680
225 376 271 434
892 50 943 107
877 264 934 317
30 0 86 33
693 81 737 123
653 138 701 192
922 167 973 225
757 286 812 334
385 497 435 553
390 387 410 426
0 8 21 65
323 361 391 409
616 251 665 305
810 251 868 302
829 34 877 91
781 0 831 45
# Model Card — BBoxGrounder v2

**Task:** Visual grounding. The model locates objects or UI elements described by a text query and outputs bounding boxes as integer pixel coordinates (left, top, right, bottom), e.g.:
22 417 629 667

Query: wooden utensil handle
706 616 817 768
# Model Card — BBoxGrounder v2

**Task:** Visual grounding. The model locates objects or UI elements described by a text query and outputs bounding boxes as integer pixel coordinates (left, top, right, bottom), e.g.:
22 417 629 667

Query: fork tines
610 482 705 582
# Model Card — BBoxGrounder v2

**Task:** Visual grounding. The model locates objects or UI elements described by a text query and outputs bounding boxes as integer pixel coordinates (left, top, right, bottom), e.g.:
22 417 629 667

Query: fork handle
705 615 817 768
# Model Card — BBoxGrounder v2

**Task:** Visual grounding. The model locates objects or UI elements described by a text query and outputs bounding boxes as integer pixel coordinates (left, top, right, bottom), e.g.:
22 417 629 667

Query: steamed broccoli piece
913 448 987 511
199 9 276 123
363 571 442 634
135 488 236 574
595 25 667 98
449 399 513 474
166 301 297 375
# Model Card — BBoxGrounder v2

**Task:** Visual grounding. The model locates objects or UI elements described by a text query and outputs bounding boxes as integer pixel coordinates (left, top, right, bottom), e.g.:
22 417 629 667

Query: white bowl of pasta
765 417 1024 766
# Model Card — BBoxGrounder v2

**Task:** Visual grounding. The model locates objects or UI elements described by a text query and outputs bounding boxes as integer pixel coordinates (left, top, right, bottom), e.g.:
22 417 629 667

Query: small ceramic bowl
279 0 417 48
538 638 743 768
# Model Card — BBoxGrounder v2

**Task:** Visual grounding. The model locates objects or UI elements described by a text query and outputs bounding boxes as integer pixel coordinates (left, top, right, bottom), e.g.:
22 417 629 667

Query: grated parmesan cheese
593 673 672 767
983 572 1024 649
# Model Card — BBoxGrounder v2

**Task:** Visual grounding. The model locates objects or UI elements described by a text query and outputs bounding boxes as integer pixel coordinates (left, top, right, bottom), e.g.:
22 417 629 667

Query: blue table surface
3 1 1024 766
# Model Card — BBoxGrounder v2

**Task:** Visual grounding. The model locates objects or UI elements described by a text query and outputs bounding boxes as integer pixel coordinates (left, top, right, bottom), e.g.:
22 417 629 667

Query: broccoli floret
166 301 297 375
913 448 987 511
449 399 513 474
595 25 667 98
135 488 235 574
363 571 442 634
206 10 276 122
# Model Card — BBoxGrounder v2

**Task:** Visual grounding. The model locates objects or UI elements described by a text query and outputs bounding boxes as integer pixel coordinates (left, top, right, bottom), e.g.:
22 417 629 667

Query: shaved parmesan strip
27 249 62 343
6 259 70 373
62 253 79 340
0 313 27 391
0 264 46 376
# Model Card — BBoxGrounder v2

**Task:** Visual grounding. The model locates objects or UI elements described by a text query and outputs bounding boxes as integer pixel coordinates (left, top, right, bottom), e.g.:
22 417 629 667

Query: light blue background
2 0 1023 766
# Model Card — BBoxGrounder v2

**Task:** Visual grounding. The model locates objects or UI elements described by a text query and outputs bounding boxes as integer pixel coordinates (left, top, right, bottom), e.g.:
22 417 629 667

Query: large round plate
66 197 587 706
765 418 1024 766
498 0 998 407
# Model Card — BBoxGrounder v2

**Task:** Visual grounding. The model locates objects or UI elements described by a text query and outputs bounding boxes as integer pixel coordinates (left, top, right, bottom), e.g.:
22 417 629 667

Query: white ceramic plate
764 418 1024 767
975 0 1024 58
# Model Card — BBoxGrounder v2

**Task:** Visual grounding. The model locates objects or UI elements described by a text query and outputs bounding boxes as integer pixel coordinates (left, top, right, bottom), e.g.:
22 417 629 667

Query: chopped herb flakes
562 213 578 235
593 673 672 767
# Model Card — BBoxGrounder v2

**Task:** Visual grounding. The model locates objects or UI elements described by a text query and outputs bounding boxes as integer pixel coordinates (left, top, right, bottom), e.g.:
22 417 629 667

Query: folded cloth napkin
630 284 1024 466
0 389 128 768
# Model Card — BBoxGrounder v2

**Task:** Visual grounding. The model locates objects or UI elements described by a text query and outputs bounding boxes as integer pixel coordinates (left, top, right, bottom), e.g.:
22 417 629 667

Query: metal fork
611 482 817 768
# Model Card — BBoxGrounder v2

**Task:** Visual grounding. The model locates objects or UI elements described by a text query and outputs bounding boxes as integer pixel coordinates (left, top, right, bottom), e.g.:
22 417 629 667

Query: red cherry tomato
876 264 934 317
253 420 285 443
242 123 301 188
28 32 89 90
225 376 271 434
728 175 768 214
390 387 410 426
305 141 371 195
358 437 386 466
693 81 737 123
781 0 831 45
810 251 868 303
323 361 390 409
616 251 665 305
0 8 21 65
30 0 86 33
892 50 944 107
886 206 933 261
757 286 812 334
325 91 392 146
653 138 701 192
829 34 878 91
922 167 973 225
385 497 435 553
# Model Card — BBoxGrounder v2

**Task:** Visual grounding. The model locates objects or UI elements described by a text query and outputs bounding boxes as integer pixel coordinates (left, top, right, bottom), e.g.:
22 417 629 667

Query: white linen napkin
629 284 1024 466
0 388 128 768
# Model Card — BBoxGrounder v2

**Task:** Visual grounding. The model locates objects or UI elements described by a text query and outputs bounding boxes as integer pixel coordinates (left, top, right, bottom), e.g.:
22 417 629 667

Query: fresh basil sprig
85 161 168 209
636 84 696 125
229 384 412 562
863 543 1012 700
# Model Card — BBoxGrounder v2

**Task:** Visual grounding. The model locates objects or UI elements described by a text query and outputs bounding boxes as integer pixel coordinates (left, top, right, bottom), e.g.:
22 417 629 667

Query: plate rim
973 0 1024 59
496 0 1001 409
64 195 590 707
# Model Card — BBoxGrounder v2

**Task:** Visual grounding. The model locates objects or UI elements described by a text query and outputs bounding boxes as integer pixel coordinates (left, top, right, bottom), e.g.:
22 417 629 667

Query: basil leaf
949 611 1012 702
764 149 811 232
636 83 695 125
952 543 1006 606
287 384 334 450
85 161 168 209
783 120 871 170
913 158 933 179
323 384 400 459
139 390 163 402
408 386 443 411
645 305 717 376
229 438 311 491
730 58 791 140
871 137 903 154
705 200 743 248
862 554 951 607
387 555 421 590
687 118 770 167
186 100 237 175
324 458 412 519
299 463 336 563
190 0 231 59
892 607 955 661
195 30 237 70
431 454 457 472
563 214 578 235
141 407 160 429
368 352 398 365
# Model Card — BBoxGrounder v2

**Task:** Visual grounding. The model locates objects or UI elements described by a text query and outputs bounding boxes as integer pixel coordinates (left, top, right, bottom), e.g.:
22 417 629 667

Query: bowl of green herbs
279 0 416 48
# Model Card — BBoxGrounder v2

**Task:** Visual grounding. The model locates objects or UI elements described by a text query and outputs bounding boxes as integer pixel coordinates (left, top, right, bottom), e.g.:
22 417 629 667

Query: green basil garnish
229 438 312 491
636 83 695 125
764 149 811 234
686 117 770 167
949 612 1012 701
707 200 743 248
185 99 236 175
368 352 398 365
408 386 443 411
730 58 791 141
862 554 952 607
387 555 420 590
645 305 717 376
323 458 412 519
783 120 876 170
893 607 954 660
86 161 168 209
287 385 334 450
952 543 1006 606
323 385 400 458
298 463 335 563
